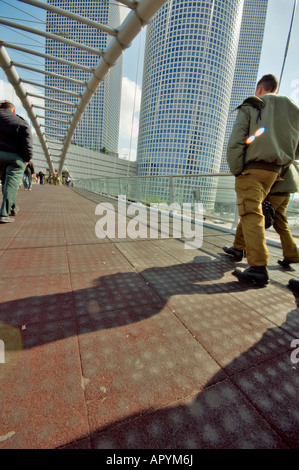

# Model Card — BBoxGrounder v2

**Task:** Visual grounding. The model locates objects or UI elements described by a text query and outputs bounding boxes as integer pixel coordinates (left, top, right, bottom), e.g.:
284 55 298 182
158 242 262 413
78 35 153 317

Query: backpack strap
235 96 265 123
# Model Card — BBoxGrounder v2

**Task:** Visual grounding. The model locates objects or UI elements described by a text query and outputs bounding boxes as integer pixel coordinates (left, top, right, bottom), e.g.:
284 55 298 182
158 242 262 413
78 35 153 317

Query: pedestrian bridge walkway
0 184 299 449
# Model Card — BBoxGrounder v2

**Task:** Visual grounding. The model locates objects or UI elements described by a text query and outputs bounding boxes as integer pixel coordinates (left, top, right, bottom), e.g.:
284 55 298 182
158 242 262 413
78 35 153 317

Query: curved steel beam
0 0 167 177
0 41 54 173
0 41 95 73
116 0 138 8
18 0 118 36
58 0 168 175
12 62 88 86
0 19 105 57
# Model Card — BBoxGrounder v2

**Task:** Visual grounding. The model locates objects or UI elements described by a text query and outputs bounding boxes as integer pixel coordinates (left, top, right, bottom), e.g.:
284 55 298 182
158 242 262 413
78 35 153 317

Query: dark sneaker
278 259 299 268
278 259 290 268
288 278 299 294
232 266 269 286
0 216 15 223
10 205 19 216
223 246 244 261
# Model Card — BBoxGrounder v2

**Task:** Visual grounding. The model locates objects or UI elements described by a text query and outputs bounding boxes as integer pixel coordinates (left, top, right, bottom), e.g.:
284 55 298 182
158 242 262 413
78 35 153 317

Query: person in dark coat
37 170 45 185
23 161 35 191
0 100 33 222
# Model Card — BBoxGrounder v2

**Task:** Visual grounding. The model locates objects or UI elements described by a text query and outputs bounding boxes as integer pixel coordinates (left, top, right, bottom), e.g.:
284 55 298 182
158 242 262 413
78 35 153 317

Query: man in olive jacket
0 100 33 222
224 74 299 286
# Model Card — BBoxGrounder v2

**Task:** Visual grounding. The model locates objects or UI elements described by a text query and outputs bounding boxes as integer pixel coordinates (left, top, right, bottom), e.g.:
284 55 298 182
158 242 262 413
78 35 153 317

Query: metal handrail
72 173 299 243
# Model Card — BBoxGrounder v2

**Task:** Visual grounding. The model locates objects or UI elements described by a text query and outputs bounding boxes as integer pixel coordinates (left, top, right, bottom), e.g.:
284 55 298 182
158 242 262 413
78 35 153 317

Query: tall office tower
44 0 124 155
137 0 245 205
220 0 269 172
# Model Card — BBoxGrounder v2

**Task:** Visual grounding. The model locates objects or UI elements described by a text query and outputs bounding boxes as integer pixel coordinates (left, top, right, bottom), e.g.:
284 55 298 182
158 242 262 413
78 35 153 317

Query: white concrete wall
32 135 138 180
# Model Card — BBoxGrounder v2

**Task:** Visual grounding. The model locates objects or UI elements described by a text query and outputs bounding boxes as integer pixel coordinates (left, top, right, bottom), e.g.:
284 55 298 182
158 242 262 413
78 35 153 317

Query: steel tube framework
0 0 168 176
0 44 54 172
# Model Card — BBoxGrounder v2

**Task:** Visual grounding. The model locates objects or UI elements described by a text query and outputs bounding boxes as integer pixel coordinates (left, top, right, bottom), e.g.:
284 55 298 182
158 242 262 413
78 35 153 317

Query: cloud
0 79 44 127
0 79 23 114
1 74 143 161
290 78 299 105
118 146 137 163
119 76 141 161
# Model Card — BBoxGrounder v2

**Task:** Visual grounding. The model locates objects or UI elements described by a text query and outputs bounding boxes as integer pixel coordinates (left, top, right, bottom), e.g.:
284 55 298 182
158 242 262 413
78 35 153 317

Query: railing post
169 175 174 205
232 194 239 230
136 177 141 203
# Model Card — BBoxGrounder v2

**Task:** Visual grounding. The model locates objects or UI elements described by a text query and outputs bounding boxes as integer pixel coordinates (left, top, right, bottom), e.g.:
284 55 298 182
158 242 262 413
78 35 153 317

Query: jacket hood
236 96 265 123
237 96 265 111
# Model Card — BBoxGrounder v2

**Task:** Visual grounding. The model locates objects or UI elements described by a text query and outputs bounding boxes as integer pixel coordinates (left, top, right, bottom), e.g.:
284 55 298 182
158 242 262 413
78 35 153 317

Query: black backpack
262 198 275 229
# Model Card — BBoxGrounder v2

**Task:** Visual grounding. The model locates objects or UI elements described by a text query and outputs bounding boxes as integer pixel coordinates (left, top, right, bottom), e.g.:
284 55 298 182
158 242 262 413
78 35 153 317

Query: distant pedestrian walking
23 161 35 191
37 170 45 185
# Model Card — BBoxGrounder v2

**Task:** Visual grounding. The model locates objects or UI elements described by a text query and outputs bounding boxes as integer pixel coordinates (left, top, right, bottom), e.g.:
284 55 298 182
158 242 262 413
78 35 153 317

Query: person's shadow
1 257 299 449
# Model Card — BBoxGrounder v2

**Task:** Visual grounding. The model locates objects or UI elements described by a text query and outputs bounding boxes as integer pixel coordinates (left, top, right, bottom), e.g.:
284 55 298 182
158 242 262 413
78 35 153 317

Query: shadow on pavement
1 258 299 449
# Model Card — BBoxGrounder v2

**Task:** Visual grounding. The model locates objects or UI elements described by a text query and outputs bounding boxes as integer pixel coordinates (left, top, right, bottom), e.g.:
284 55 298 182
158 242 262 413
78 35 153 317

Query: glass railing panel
72 174 299 239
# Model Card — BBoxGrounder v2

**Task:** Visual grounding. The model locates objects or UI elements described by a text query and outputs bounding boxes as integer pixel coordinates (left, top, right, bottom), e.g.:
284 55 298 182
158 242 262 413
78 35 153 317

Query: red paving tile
0 323 89 449
90 381 288 449
77 306 225 433
0 184 299 449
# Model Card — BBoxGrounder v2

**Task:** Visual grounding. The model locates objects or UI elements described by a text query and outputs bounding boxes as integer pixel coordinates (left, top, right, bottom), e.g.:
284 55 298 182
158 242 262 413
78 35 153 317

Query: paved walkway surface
0 184 299 450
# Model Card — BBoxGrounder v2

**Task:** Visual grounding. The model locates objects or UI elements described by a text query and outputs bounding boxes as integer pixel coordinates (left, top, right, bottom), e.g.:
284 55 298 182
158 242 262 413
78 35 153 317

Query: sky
0 0 298 163
119 0 299 161
258 0 299 99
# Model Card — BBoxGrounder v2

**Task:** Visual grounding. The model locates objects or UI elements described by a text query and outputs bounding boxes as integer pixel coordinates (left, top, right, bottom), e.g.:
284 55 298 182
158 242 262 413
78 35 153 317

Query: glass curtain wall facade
44 0 123 155
220 0 269 172
137 0 244 207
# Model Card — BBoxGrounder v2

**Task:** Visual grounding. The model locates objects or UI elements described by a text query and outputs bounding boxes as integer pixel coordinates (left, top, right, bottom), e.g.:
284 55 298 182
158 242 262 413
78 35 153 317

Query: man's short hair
0 100 15 111
257 74 279 93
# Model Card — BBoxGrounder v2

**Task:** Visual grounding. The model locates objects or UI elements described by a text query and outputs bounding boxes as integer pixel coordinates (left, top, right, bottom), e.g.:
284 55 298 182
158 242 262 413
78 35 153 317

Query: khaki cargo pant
233 169 278 266
267 194 299 262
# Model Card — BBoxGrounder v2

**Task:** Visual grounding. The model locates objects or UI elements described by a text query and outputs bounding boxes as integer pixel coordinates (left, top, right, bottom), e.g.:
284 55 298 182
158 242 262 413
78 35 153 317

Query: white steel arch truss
0 0 167 175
